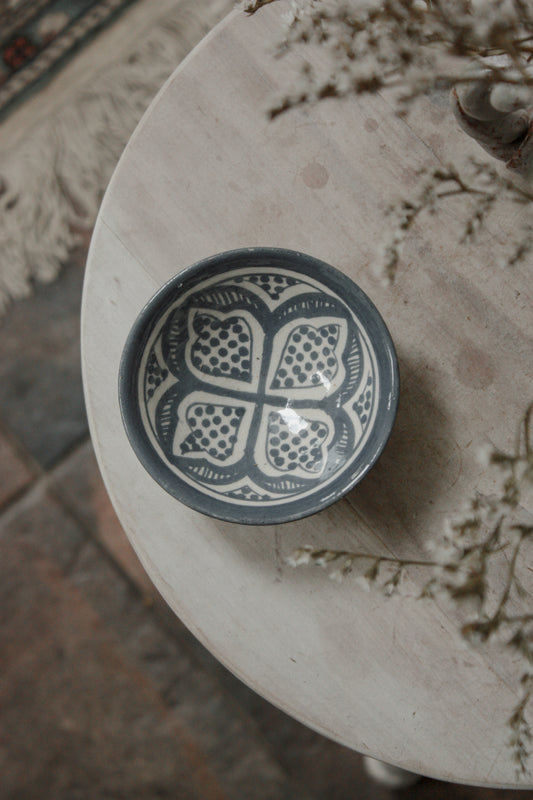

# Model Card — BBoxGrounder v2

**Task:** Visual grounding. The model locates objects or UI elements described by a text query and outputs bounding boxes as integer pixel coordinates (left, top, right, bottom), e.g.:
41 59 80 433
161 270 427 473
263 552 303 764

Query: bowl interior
119 249 399 524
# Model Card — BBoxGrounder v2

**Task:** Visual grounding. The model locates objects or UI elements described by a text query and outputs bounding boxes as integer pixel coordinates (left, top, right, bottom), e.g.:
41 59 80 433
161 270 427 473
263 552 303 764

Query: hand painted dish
119 248 399 524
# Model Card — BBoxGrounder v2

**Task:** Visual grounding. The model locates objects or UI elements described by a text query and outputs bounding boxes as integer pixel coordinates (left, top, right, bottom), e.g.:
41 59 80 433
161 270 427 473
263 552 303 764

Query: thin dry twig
288 404 533 776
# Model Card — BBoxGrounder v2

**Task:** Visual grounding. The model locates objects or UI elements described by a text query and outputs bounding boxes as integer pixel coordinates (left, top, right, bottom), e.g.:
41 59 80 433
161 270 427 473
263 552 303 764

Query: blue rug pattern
0 0 137 119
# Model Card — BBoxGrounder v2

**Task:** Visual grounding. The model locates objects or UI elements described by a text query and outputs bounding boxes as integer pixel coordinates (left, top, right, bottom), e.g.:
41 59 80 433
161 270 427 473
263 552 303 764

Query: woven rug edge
0 0 234 317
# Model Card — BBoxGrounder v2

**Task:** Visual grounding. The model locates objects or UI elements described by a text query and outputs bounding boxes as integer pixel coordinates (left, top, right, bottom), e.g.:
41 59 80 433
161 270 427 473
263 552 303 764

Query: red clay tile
1 482 309 800
0 427 34 508
0 494 227 800
51 440 157 597
0 249 88 468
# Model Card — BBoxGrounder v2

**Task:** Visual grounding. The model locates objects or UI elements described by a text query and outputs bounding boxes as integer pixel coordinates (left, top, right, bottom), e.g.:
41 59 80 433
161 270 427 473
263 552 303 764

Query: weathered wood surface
82 4 533 787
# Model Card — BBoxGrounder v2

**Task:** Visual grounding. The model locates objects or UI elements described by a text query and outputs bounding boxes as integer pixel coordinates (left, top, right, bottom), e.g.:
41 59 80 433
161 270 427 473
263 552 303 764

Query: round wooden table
82 4 533 788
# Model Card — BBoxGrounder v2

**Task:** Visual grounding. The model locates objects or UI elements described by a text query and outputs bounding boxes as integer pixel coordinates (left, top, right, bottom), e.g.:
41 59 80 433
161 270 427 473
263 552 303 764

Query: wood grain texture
81 4 533 788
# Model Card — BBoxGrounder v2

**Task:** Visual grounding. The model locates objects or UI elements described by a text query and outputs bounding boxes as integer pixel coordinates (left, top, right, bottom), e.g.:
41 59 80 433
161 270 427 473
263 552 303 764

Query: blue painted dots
266 412 329 473
192 313 252 382
242 273 298 300
354 375 375 428
271 323 340 390
180 403 247 461
146 350 169 398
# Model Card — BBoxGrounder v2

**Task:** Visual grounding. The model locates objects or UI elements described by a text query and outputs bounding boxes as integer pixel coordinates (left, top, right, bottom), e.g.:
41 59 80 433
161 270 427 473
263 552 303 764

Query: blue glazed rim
118 248 399 525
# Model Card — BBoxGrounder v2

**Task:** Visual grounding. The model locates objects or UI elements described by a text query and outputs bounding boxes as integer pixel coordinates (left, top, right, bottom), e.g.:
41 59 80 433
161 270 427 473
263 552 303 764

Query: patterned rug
0 0 138 120
0 0 233 314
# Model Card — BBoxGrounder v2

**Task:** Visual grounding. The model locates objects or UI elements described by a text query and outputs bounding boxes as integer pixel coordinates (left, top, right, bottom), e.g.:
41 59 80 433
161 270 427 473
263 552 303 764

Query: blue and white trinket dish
119 248 399 524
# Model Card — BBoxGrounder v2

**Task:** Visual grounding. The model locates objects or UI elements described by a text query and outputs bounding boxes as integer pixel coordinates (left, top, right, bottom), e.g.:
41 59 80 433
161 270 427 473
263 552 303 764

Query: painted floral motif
270 323 340 390
180 403 246 461
2 34 36 70
263 409 332 476
189 312 253 383
140 269 378 505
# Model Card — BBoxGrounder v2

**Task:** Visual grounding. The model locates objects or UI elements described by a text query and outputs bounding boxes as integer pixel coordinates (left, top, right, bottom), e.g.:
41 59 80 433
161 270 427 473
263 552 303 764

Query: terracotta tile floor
0 248 530 799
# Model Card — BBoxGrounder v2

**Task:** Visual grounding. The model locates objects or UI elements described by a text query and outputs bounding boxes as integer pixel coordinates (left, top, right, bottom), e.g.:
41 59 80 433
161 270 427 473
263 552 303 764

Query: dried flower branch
243 0 280 13
244 0 533 119
509 674 533 775
287 403 533 775
286 544 436 585
243 1 533 772
378 157 533 282
243 1 533 274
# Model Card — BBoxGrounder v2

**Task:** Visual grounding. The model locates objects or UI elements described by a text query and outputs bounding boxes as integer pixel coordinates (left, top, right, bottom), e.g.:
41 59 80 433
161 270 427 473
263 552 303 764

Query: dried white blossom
248 1 533 774
285 404 533 776
247 0 533 119
354 573 372 591
477 441 496 468
285 546 314 566
426 535 460 565
246 0 533 277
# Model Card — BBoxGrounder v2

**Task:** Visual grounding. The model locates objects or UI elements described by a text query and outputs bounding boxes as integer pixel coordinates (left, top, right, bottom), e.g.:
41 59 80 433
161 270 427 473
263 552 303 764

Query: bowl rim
118 247 399 525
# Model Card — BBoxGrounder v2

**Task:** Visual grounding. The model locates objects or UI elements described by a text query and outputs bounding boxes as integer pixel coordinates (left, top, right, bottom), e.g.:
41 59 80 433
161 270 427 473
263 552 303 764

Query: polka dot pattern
266 412 329 474
180 403 246 461
146 350 168 399
226 485 272 502
137 262 385 517
191 314 252 382
354 375 374 427
234 273 298 300
271 324 340 390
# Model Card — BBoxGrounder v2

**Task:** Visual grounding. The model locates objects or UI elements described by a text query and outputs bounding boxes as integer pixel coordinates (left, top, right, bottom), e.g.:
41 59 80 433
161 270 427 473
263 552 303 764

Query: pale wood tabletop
81 4 533 788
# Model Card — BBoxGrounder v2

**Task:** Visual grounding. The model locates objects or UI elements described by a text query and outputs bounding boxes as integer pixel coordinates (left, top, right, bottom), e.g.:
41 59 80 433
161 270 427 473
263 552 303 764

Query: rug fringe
0 0 233 315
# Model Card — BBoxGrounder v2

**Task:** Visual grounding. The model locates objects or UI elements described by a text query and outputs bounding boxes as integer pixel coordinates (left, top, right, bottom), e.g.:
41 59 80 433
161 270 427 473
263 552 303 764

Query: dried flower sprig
378 157 533 282
244 0 533 119
286 544 436 586
510 674 533 775
243 0 279 12
244 1 533 773
287 403 533 775
244 1 533 274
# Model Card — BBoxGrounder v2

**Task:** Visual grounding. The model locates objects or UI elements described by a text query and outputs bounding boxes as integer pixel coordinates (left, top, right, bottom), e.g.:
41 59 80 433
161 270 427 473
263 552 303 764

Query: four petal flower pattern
139 267 379 507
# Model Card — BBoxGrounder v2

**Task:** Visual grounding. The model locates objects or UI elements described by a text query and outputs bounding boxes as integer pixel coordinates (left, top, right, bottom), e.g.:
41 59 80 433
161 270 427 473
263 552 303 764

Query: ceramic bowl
119 248 399 524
